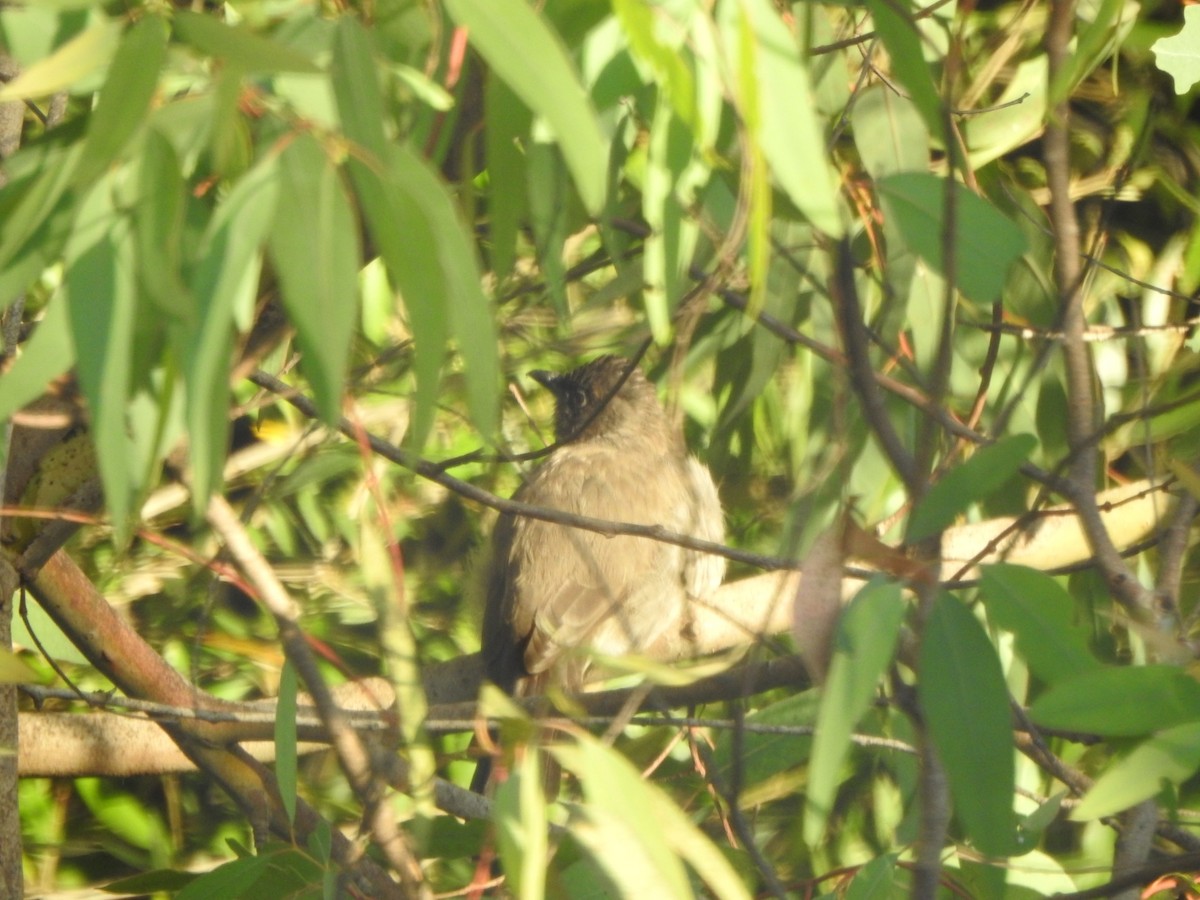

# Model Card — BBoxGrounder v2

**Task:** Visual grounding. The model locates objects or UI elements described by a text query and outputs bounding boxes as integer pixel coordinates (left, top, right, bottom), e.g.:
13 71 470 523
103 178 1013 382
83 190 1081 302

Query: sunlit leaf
557 735 752 900
444 0 608 215
0 17 121 101
804 580 904 846
738 0 843 237
1072 722 1200 820
1153 6 1200 93
268 133 360 423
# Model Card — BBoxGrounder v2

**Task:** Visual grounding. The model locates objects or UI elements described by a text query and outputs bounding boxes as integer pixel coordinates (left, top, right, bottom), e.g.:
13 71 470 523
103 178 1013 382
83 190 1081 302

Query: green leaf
861 0 942 138
980 564 1099 685
172 11 320 74
738 0 843 236
332 22 497 443
492 748 548 900
877 172 1027 303
919 592 1016 856
804 580 905 847
330 18 388 162
0 16 121 101
1030 666 1200 737
483 76 531 283
75 15 168 187
63 172 138 538
443 0 607 215
186 155 279 511
713 690 819 788
906 434 1037 542
1072 722 1200 821
385 146 499 440
275 660 298 826
0 125 85 280
612 0 697 130
641 103 697 342
1153 6 1200 94
850 84 930 180
556 734 752 900
135 129 190 319
268 133 360 423
0 296 74 423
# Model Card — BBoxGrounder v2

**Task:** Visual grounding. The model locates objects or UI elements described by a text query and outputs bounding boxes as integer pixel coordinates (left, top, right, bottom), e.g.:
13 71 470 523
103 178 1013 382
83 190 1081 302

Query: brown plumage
480 355 726 701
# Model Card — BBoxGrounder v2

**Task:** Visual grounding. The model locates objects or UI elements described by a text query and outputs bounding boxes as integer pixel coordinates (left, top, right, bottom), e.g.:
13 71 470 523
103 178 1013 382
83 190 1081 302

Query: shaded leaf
63 173 138 538
1030 666 1200 737
187 155 279 510
907 434 1037 542
332 21 497 442
0 296 74 423
275 660 298 826
850 84 930 179
877 172 1027 303
980 564 1099 685
862 0 942 137
76 15 168 187
919 592 1017 855
173 11 320 74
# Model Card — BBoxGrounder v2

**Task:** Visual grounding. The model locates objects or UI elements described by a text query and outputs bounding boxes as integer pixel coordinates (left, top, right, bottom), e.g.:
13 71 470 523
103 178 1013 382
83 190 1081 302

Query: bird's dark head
530 356 659 444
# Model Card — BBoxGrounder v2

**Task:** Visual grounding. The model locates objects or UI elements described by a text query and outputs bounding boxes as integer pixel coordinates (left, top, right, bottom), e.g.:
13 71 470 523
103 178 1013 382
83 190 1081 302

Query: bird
474 355 725 790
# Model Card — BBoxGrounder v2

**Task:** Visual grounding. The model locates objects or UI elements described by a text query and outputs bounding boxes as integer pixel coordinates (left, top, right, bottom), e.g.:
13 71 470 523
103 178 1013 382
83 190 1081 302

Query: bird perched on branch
474 356 725 790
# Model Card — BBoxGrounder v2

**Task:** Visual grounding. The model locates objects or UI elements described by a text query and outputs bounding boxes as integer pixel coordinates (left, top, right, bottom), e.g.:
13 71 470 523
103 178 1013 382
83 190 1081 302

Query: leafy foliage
1 0 1200 897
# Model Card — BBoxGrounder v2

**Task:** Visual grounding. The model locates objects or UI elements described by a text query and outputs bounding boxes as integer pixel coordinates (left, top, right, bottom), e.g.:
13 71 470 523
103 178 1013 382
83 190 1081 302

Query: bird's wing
506 448 691 680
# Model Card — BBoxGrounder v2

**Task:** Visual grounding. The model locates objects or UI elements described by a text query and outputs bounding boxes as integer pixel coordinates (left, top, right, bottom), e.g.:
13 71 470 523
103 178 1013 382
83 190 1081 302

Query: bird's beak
529 370 560 392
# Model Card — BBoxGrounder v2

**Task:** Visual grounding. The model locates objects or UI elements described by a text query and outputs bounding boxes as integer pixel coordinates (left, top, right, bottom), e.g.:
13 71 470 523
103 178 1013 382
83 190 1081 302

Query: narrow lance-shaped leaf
738 0 843 237
275 660 299 826
907 434 1037 542
75 15 168 187
1030 666 1200 737
172 11 320 74
1071 722 1200 821
268 134 360 423
0 17 121 101
980 564 1099 685
877 172 1027 304
919 592 1017 856
331 18 497 443
186 155 279 511
443 0 607 215
862 0 943 138
63 172 137 538
804 580 905 847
